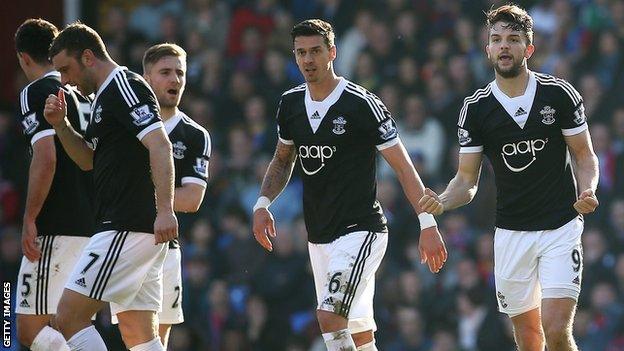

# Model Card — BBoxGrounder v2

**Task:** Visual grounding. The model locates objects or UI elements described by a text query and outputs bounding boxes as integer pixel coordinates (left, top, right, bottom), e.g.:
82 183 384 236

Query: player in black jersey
43 24 177 351
14 18 94 351
251 19 446 351
420 5 599 351
110 43 210 348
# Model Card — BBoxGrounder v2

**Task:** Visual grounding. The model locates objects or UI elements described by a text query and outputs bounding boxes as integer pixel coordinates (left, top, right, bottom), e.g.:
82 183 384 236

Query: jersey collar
491 71 537 129
94 66 128 104
163 111 184 134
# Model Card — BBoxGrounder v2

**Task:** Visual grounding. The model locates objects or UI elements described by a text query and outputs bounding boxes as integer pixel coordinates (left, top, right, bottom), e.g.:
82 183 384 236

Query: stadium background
1 0 624 350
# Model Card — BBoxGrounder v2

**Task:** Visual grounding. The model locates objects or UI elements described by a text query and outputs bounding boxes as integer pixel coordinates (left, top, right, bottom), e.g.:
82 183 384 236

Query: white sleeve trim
31 129 56 145
459 146 484 153
181 177 207 188
376 137 400 151
279 137 294 145
561 124 588 136
137 121 164 140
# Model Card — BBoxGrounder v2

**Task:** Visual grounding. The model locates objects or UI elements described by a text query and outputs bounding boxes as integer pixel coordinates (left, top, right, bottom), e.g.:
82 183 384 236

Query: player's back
19 71 95 237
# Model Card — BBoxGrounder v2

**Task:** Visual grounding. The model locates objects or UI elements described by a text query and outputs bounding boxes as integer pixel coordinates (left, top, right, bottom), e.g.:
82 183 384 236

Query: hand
419 188 444 215
154 211 178 244
252 208 276 252
418 226 447 273
574 189 599 214
21 218 41 262
43 89 67 128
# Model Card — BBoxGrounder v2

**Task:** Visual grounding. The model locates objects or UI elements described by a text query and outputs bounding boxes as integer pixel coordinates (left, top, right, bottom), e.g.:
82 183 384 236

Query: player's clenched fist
154 211 178 244
574 189 599 214
43 89 67 127
419 188 444 215
252 208 276 252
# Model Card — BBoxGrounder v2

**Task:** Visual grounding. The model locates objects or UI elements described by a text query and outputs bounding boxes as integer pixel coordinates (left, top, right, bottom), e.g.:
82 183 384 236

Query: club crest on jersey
332 117 347 135
193 157 208 177
21 113 39 135
458 128 472 145
93 105 103 123
378 119 397 140
573 105 586 125
130 104 155 126
87 137 99 150
172 141 186 159
540 106 556 125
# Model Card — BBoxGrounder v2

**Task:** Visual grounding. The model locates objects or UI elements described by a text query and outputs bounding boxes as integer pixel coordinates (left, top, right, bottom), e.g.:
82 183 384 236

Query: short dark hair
49 22 108 60
291 19 335 48
486 4 534 45
142 43 187 74
15 18 59 65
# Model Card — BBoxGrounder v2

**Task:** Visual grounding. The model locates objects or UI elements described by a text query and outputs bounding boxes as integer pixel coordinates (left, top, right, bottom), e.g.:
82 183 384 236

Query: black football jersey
458 71 587 231
19 71 95 237
164 110 211 249
277 78 399 243
85 66 163 234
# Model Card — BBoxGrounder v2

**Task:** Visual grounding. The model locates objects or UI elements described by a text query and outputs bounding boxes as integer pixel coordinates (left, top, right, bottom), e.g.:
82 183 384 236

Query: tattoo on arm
260 143 297 200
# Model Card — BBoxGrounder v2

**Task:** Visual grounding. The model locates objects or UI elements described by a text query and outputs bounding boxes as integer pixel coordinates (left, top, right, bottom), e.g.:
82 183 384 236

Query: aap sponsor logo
298 145 336 175
501 138 548 172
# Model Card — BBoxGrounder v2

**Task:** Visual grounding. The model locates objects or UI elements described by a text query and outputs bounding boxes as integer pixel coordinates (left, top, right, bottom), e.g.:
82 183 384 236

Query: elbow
78 162 93 171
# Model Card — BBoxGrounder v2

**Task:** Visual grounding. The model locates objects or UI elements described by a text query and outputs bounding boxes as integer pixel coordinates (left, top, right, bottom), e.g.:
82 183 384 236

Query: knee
118 316 157 346
543 319 571 343
316 310 348 332
514 321 544 340
16 323 35 347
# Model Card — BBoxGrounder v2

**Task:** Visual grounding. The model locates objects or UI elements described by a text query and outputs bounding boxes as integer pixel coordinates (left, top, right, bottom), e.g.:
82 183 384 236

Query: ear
329 45 337 61
525 44 535 59
81 49 95 67
485 44 491 60
144 74 151 84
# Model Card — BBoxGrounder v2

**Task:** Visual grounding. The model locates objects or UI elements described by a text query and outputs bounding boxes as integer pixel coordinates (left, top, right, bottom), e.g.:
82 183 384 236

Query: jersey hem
137 121 164 140
31 129 56 145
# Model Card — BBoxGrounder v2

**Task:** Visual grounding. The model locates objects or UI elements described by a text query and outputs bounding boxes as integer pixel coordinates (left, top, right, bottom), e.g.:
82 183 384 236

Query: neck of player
307 71 340 101
160 106 178 122
94 60 121 92
495 66 530 98
28 65 54 82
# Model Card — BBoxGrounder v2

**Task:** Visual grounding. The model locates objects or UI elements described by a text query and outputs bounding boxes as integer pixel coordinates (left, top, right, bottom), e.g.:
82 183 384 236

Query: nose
303 52 314 64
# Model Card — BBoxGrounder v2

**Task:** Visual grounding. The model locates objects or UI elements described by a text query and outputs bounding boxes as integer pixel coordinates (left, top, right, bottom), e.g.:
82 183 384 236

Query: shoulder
342 80 388 120
108 68 155 108
534 72 582 106
281 83 306 98
179 112 211 156
458 83 493 126
20 75 60 113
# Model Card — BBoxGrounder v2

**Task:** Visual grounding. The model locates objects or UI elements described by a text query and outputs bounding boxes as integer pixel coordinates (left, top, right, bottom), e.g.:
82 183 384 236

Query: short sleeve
356 89 400 150
556 80 588 136
111 72 163 140
276 97 293 145
19 84 55 145
180 128 212 187
457 98 484 153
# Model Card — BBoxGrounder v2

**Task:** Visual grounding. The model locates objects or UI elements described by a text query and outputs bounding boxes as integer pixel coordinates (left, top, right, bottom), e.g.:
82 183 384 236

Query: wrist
23 213 36 223
253 196 272 212
418 212 437 229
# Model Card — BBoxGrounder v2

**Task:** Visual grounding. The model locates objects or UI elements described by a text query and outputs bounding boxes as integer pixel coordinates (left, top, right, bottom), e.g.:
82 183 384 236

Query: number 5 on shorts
81 253 100 274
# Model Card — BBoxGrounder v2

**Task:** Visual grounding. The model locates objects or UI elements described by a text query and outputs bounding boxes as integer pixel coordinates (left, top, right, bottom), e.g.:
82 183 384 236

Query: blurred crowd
1 0 624 350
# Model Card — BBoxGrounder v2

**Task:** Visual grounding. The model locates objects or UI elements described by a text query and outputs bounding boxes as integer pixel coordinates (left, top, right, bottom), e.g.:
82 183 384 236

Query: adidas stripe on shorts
66 230 168 314
16 236 89 315
308 231 388 334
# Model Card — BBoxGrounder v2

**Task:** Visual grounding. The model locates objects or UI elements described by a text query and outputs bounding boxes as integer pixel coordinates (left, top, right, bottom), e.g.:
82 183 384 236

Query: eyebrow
296 46 322 51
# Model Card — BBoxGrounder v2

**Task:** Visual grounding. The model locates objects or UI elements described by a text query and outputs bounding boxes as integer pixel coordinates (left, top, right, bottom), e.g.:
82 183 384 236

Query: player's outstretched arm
22 137 56 261
142 127 178 243
44 89 94 170
565 130 599 214
380 141 447 273
422 152 483 214
252 140 297 252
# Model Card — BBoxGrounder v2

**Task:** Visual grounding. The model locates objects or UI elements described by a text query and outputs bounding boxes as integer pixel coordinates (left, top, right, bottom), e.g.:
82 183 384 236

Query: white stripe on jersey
180 114 212 157
458 85 492 127
282 84 306 96
120 70 140 103
113 73 139 107
344 83 386 122
20 87 28 114
534 73 582 106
